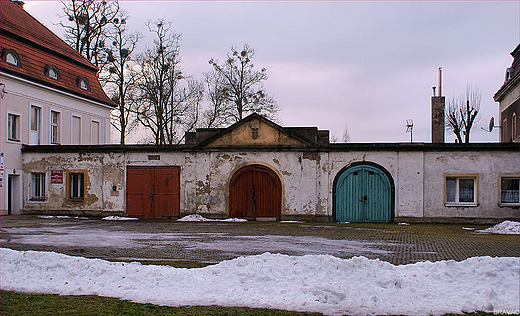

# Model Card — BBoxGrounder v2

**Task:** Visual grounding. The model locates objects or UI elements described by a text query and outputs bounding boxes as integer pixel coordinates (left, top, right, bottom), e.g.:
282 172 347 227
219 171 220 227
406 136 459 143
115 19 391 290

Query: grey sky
25 1 519 143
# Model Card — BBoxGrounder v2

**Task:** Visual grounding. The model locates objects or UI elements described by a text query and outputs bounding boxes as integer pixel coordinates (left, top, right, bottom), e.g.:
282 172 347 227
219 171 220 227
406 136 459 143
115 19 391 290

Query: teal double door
334 163 393 223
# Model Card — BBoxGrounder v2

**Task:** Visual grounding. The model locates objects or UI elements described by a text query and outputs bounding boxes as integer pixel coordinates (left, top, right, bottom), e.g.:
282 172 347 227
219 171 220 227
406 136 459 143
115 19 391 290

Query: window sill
29 197 46 202
7 138 20 143
69 198 85 203
444 203 478 207
499 203 520 208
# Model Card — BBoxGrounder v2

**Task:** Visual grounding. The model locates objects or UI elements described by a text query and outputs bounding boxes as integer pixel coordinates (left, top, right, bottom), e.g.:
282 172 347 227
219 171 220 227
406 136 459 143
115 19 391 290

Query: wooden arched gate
334 163 394 223
229 165 282 220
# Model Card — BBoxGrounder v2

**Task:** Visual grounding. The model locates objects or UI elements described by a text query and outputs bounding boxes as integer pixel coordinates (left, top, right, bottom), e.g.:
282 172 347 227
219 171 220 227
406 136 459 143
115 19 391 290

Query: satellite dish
489 117 494 132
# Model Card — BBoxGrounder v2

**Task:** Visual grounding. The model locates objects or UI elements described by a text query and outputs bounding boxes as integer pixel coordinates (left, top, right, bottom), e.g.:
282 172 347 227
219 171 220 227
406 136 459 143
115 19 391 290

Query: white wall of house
1 74 112 215
21 146 519 223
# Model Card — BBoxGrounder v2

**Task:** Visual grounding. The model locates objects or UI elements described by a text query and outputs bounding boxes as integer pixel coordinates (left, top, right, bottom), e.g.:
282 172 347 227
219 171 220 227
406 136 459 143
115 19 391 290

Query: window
72 115 81 145
30 106 41 145
501 177 519 205
445 175 477 205
1 49 21 67
91 120 100 145
69 172 85 201
7 113 20 141
30 173 46 201
76 77 90 91
512 113 517 142
44 65 61 81
51 111 60 144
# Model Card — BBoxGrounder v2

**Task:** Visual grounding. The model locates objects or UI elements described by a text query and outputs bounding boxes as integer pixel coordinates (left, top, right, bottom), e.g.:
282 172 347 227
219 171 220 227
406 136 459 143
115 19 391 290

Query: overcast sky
25 1 519 143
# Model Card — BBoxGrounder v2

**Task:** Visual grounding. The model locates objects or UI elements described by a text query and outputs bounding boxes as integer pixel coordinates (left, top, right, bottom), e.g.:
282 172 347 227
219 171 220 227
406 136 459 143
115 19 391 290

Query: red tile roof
0 0 115 107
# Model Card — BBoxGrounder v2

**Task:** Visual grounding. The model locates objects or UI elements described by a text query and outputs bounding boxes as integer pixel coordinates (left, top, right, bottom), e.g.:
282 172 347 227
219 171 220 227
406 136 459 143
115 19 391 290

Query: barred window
69 172 85 201
31 173 46 200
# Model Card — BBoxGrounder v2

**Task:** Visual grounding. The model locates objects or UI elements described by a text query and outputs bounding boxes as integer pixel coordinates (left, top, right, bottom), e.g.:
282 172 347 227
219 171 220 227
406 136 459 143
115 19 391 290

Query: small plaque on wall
51 170 63 183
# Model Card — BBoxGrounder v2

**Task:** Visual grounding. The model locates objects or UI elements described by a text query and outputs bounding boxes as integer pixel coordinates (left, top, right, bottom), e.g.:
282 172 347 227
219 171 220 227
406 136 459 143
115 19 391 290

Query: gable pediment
188 114 328 148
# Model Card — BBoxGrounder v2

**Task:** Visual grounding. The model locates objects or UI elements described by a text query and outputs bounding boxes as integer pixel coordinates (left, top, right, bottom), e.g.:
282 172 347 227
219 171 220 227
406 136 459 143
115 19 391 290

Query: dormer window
76 77 90 91
1 48 21 67
44 65 61 80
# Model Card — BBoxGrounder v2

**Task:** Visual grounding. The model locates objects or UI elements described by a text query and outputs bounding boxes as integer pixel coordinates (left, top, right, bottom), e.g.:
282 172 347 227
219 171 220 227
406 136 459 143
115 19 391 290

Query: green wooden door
335 164 392 222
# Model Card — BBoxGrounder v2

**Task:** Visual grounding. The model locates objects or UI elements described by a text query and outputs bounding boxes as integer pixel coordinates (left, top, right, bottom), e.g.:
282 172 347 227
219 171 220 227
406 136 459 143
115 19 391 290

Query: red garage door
126 166 180 219
229 165 281 220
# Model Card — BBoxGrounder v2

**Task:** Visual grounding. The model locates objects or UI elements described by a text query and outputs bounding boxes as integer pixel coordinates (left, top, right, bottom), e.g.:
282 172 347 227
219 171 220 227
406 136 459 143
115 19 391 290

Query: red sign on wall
51 170 63 184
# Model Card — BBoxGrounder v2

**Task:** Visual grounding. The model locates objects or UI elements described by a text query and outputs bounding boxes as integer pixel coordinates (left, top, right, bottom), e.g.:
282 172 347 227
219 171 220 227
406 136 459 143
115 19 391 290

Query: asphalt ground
1 215 518 265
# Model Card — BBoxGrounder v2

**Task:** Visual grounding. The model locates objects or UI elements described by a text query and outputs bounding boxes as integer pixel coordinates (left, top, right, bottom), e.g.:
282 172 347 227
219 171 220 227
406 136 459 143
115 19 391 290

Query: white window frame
444 174 478 207
30 105 41 145
499 175 519 206
29 172 46 201
50 110 61 144
7 111 21 142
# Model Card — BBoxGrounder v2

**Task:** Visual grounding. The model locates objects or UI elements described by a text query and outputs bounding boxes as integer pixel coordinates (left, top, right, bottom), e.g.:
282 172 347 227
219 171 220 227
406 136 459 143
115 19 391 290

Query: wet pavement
1 215 518 265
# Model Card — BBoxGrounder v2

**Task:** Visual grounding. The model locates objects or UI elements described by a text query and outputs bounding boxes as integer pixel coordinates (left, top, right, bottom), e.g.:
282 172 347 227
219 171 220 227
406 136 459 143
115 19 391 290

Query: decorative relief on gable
205 118 304 147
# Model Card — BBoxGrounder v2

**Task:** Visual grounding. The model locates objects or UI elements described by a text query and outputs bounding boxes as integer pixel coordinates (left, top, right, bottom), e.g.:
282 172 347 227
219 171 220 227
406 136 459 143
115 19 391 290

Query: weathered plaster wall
21 146 519 223
22 151 125 216
423 151 519 222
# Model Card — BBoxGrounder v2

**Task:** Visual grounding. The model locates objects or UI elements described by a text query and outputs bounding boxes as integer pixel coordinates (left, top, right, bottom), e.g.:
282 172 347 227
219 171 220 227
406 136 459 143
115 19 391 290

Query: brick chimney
431 67 445 143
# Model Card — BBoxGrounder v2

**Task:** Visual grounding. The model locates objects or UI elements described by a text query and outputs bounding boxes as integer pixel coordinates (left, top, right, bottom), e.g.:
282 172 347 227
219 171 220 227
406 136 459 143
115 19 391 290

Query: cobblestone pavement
1 215 518 265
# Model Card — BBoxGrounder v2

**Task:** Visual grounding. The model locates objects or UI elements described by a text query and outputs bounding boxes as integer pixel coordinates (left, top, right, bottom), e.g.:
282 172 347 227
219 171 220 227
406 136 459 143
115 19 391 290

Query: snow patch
102 216 138 221
477 221 520 235
177 214 246 222
1 248 518 315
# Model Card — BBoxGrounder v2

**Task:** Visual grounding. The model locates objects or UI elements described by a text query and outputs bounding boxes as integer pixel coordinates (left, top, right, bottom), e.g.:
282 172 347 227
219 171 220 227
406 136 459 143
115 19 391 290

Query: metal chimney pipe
438 67 442 96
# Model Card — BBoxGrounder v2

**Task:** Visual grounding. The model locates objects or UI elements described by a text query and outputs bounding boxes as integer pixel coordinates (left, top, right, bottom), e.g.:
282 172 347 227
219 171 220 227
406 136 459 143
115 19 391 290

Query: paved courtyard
1 215 518 265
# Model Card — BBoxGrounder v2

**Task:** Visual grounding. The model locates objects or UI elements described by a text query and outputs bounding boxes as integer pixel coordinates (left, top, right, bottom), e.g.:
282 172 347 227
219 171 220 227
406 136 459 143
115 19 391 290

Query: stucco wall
22 151 125 216
422 150 519 222
21 146 519 223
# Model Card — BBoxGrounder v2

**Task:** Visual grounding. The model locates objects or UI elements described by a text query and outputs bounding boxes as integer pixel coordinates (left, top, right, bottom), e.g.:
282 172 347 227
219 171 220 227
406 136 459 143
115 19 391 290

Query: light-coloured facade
21 115 519 223
494 44 520 143
1 0 114 215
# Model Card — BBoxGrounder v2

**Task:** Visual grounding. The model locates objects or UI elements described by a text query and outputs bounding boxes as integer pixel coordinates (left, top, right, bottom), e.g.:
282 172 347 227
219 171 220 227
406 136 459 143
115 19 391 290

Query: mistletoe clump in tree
203 44 279 127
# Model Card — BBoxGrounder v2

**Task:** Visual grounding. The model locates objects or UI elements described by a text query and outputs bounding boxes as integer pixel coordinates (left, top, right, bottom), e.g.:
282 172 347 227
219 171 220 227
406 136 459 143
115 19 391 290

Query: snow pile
477 221 520 234
1 248 518 315
177 214 246 222
102 216 138 221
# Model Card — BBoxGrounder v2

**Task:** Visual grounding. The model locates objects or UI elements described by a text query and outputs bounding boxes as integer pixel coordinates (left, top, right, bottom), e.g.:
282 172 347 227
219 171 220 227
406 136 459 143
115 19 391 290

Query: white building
1 0 115 215
22 114 519 223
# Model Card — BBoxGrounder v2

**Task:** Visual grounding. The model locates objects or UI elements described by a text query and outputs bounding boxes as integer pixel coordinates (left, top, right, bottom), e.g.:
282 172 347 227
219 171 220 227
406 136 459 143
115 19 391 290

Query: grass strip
0 290 321 316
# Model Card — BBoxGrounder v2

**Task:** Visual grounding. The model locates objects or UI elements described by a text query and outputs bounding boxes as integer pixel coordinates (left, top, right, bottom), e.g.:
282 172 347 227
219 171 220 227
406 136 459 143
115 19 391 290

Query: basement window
445 174 478 206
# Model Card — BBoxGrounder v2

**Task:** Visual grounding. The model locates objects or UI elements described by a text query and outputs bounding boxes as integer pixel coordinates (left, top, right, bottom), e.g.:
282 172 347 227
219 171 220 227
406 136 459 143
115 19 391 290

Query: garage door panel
126 166 180 219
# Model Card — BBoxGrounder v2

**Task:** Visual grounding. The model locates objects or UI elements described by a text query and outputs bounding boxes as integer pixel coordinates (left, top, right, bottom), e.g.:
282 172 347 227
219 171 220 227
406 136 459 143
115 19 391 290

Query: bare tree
135 20 203 145
206 44 279 124
446 84 481 143
342 121 351 143
200 71 236 128
59 0 120 69
100 12 142 145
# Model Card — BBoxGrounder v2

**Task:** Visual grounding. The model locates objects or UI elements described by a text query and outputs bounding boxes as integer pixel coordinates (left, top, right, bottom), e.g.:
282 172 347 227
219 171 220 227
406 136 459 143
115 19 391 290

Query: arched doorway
334 162 394 223
229 164 282 220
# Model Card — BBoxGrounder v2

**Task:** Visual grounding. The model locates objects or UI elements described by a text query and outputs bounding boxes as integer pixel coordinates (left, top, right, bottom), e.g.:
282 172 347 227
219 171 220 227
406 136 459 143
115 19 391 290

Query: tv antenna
481 117 500 132
405 119 413 143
